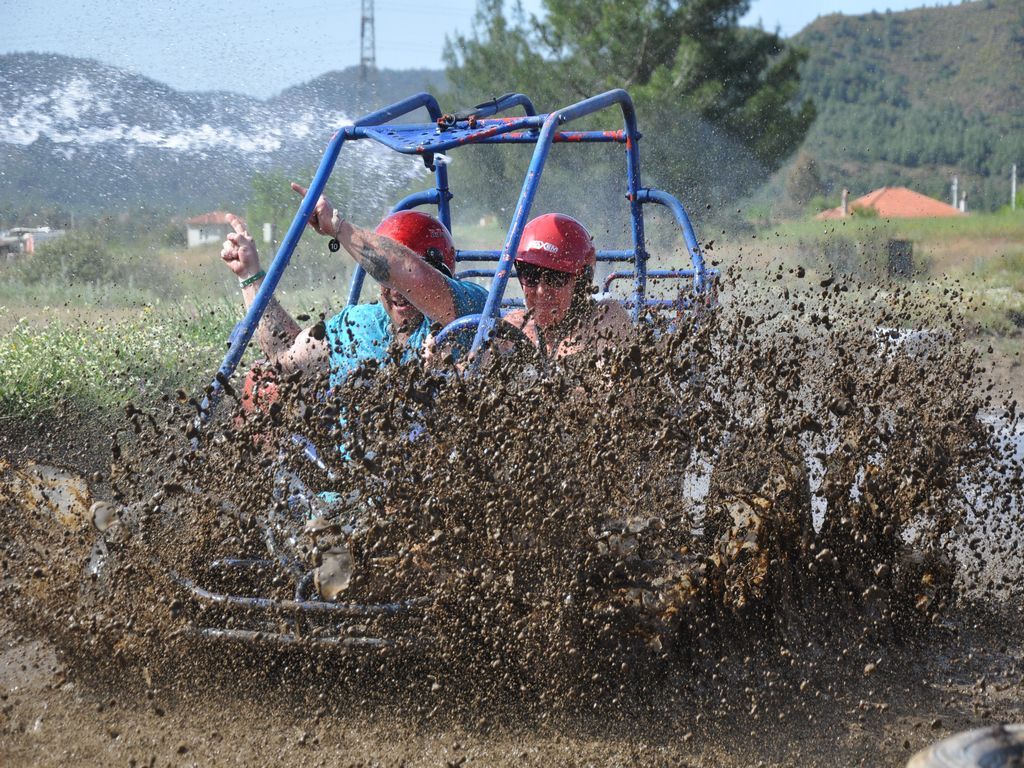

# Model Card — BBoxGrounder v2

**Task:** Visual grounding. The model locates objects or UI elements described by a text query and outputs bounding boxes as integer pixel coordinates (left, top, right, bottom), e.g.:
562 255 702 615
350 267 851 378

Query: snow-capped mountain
0 53 445 214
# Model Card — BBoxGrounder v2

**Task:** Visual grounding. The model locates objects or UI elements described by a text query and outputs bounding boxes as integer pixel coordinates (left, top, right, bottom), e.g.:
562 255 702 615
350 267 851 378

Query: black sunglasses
515 262 572 288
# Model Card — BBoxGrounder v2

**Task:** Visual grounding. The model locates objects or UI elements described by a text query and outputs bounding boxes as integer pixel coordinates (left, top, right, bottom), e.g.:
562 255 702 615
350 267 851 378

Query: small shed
1 227 66 258
817 187 963 220
186 211 233 248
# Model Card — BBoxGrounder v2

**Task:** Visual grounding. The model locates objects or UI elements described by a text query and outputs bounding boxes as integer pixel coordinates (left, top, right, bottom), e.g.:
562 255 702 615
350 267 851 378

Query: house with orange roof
816 186 963 220
186 211 233 248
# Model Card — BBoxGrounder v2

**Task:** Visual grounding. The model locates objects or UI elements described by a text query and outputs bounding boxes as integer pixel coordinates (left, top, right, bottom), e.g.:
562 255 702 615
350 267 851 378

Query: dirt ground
2 601 1023 767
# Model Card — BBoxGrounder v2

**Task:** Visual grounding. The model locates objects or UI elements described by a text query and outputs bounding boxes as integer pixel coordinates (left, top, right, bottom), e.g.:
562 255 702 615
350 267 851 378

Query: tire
702 434 814 613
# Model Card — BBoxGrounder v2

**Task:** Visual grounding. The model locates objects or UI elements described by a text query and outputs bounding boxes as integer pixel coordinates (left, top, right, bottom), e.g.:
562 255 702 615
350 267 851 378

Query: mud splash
2 268 1023 748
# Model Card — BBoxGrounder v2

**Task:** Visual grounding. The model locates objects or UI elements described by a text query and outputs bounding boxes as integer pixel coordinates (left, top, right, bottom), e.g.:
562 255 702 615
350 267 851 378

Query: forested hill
792 0 1024 212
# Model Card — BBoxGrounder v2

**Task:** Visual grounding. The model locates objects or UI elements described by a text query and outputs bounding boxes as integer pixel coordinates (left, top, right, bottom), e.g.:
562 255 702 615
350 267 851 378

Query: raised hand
291 182 342 238
220 213 261 279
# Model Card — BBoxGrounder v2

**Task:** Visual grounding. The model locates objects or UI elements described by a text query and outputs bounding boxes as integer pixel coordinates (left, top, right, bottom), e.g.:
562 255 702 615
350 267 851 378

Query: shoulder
445 277 489 314
502 308 527 327
499 309 539 345
326 303 387 339
329 303 385 324
586 298 632 348
594 296 628 315
446 277 488 300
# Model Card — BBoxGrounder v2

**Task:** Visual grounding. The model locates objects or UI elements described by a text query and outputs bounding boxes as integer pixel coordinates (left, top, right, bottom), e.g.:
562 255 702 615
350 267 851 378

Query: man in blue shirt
220 183 486 386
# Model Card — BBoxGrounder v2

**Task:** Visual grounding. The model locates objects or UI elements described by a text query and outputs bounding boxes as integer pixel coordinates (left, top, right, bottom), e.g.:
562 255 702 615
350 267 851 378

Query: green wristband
239 269 266 288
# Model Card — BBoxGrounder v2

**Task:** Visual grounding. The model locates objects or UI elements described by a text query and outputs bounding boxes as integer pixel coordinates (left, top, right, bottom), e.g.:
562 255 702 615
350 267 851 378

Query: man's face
517 262 576 330
380 285 425 332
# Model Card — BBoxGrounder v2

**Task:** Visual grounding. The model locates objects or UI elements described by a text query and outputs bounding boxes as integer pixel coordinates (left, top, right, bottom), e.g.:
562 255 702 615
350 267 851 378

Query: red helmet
375 210 456 277
515 213 596 275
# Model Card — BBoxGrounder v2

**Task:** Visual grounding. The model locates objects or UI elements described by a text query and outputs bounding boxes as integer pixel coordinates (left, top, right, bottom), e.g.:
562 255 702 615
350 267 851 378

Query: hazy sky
2 0 942 98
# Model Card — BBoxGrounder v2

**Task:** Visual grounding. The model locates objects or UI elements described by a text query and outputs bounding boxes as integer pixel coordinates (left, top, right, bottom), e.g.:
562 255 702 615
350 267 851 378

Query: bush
17 228 125 285
806 194 836 215
818 222 899 279
785 151 824 208
850 204 880 219
161 221 187 248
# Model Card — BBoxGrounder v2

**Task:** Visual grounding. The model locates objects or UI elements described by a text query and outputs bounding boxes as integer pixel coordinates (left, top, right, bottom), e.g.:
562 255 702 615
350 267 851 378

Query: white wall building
186 211 233 248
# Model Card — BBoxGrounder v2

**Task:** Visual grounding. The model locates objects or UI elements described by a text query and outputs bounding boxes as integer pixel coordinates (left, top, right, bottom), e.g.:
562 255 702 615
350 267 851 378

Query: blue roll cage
203 89 712 415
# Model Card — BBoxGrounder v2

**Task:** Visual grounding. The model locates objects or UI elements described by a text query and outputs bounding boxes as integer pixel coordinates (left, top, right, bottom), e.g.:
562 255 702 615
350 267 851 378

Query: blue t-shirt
324 277 487 388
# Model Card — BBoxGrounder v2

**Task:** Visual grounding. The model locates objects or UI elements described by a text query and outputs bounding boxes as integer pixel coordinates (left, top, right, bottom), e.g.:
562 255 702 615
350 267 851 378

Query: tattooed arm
240 287 329 376
221 213 329 376
291 183 459 326
340 224 459 324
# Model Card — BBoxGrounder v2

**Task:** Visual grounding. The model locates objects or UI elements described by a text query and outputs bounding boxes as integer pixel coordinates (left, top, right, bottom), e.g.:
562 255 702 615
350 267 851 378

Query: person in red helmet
501 213 631 359
219 183 486 390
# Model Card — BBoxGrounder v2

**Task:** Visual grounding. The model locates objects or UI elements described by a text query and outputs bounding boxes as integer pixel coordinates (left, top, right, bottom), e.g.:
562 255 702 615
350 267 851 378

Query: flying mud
2 268 1023 766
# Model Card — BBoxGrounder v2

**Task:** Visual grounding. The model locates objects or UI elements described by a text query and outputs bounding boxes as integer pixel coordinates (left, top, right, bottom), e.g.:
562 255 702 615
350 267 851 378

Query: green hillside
793 0 1024 212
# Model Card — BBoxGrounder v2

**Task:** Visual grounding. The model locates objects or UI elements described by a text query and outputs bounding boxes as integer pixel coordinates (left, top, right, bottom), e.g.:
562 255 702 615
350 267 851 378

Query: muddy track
2 601 1023 767
3 284 1024 766
3 426 1022 765
0 408 116 479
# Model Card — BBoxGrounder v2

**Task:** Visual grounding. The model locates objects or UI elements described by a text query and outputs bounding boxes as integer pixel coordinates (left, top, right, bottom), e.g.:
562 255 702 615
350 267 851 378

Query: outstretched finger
226 212 248 235
291 182 325 228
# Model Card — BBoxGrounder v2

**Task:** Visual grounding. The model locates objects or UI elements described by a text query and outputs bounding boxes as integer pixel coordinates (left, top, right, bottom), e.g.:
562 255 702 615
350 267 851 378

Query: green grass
974 250 1024 291
0 278 381 420
743 209 1024 327
762 206 1024 243
0 239 380 420
0 302 238 418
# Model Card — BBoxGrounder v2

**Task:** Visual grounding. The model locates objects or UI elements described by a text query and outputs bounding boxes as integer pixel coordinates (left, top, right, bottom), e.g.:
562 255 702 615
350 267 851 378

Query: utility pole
360 0 376 82
1013 164 1018 211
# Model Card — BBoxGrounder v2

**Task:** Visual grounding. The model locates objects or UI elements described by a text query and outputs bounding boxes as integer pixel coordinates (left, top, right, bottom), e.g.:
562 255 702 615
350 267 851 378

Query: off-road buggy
140 88 718 650
10 90 956 657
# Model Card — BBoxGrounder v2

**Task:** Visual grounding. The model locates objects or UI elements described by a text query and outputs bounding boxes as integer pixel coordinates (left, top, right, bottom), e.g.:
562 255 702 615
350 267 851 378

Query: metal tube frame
171 570 421 617
603 269 696 293
202 87 709 409
202 92 447 416
465 89 648 361
635 188 707 293
188 88 712 643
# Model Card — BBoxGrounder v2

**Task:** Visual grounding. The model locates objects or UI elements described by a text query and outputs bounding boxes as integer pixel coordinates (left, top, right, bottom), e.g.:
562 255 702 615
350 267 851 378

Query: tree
785 151 824 208
443 0 815 216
